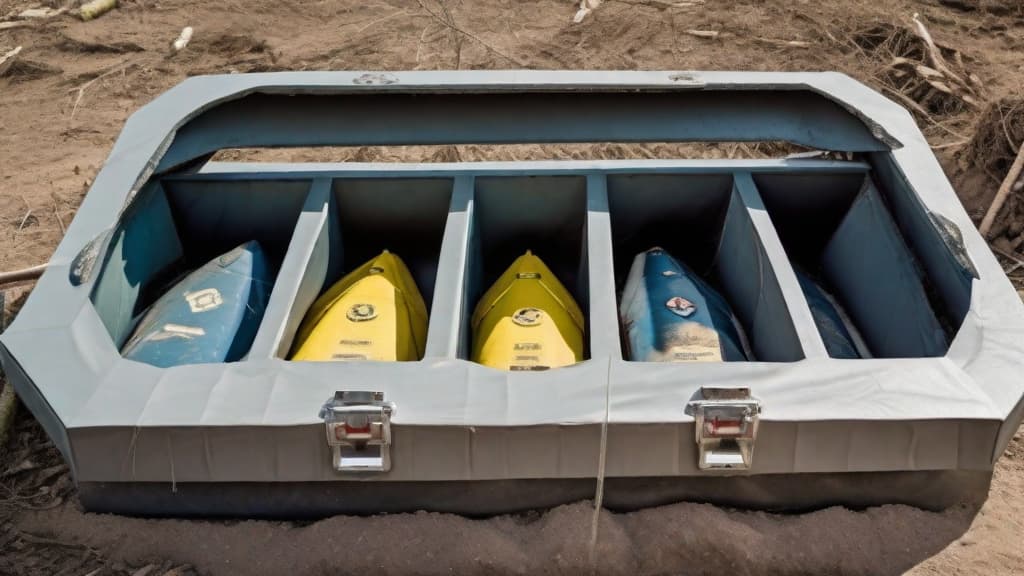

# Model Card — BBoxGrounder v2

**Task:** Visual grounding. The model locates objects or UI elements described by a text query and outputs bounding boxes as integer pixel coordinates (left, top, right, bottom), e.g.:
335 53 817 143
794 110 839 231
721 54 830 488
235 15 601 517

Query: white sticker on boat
512 307 544 326
666 296 696 318
347 303 378 322
185 288 223 313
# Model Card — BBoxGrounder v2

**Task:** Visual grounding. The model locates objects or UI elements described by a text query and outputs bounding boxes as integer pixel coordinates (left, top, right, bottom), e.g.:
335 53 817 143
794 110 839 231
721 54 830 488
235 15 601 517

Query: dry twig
685 29 719 39
980 142 1024 237
414 0 525 66
611 0 704 8
0 46 21 77
0 264 47 286
68 61 138 121
754 37 811 48
52 203 66 235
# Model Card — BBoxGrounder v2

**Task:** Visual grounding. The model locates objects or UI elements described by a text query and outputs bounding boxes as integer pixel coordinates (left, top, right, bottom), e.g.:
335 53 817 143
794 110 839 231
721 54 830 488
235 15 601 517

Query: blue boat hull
121 241 272 367
620 248 747 362
795 269 863 359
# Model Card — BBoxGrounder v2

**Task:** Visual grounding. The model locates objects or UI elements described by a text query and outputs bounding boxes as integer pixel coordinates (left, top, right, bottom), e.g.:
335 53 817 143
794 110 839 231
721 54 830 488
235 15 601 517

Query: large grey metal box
1 71 1021 517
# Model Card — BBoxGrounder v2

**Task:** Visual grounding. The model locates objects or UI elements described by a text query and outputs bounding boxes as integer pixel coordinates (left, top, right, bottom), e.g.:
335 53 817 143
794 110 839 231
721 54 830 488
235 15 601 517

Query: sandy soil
1 0 1024 574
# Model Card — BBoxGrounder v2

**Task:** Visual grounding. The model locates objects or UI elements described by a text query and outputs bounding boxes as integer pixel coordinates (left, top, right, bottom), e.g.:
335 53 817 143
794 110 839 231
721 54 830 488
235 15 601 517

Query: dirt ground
1 0 1024 574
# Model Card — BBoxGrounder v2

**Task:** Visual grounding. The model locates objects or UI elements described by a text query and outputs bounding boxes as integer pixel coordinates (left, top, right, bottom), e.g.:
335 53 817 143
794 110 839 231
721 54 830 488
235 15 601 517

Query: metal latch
320 391 394 472
689 387 761 470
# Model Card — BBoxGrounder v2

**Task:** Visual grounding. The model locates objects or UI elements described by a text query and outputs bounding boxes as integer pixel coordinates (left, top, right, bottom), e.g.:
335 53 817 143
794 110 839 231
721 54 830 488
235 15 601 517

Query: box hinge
689 387 761 471
320 391 394 473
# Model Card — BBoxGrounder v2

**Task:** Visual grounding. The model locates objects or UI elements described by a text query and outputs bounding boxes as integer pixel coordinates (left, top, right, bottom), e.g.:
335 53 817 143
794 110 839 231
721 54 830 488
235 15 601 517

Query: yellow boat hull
290 251 427 362
471 251 584 370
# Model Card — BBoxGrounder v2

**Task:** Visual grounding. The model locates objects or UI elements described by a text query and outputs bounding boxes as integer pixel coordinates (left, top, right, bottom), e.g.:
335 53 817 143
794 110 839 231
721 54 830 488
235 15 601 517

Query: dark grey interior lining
90 180 309 349
89 164 968 365
753 172 957 358
868 153 975 327
328 178 453 312
162 179 310 271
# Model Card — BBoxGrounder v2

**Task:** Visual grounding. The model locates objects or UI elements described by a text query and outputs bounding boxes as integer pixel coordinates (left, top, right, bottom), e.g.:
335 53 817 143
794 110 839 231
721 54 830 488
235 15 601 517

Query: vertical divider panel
732 173 828 359
247 178 333 359
586 174 623 361
424 175 474 359
820 178 948 358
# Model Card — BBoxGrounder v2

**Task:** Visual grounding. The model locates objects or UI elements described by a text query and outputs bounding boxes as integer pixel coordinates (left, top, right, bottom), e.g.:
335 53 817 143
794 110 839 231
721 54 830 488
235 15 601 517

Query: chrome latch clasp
320 391 394 472
689 387 761 471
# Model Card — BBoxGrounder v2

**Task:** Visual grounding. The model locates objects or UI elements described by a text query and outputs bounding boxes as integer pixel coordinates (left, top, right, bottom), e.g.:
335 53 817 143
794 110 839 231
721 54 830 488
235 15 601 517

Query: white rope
588 357 613 567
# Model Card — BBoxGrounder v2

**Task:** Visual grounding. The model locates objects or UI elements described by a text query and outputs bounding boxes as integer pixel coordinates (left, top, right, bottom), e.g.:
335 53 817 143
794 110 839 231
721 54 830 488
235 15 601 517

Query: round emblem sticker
512 307 544 326
347 303 378 322
666 296 696 318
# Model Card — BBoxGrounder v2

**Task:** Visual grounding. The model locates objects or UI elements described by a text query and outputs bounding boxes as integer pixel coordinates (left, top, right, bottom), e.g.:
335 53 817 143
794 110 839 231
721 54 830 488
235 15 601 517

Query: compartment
461 176 589 363
753 172 951 358
279 178 454 360
330 178 453 312
607 174 804 362
90 179 310 356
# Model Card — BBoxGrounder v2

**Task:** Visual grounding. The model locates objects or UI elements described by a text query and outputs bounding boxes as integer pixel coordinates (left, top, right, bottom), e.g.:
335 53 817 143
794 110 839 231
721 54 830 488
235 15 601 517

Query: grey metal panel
716 179 804 362
605 355 997 423
155 90 888 173
733 173 829 359
0 345 75 474
585 175 622 360
822 180 948 357
247 179 329 359
424 176 473 359
65 416 998 483
192 158 875 177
